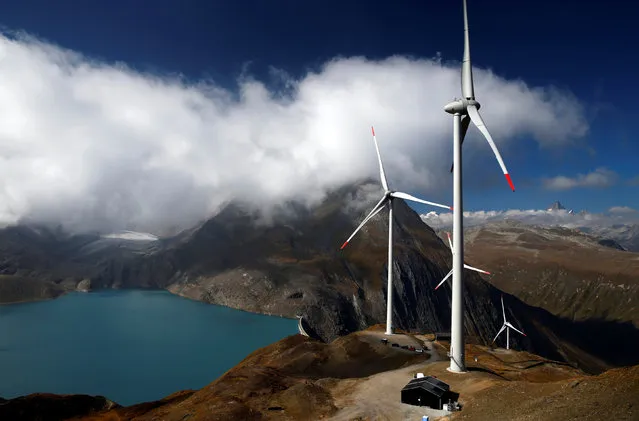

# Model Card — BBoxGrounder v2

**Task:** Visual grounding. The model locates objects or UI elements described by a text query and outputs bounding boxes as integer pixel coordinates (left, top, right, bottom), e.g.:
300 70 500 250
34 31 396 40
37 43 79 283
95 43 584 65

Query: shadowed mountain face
1 183 639 373
0 225 160 303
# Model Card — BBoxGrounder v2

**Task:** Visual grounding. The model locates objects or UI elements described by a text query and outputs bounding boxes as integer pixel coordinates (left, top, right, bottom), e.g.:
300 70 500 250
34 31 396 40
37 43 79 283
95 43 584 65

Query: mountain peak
547 201 566 211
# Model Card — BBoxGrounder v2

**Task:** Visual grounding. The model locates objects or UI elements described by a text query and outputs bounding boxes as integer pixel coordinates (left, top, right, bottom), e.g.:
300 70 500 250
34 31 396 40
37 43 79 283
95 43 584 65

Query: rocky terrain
2 328 637 421
0 394 117 421
0 225 160 303
580 223 639 252
454 221 639 329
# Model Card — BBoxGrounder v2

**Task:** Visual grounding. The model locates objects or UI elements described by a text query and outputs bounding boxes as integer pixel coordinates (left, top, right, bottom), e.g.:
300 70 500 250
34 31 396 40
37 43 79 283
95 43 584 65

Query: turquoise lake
0 290 297 406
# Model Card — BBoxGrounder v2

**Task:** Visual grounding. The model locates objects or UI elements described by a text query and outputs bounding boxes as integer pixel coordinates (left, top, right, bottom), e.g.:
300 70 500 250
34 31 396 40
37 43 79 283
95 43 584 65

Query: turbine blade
371 126 389 191
461 114 471 142
390 191 452 211
501 294 506 323
340 196 388 249
446 231 453 252
435 269 453 290
462 0 475 100
467 105 515 192
506 322 526 336
463 264 490 275
450 116 472 173
370 202 385 219
492 324 506 344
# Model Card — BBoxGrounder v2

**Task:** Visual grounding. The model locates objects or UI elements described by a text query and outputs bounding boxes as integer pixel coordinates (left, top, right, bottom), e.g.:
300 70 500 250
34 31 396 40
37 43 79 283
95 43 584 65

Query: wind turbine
341 126 452 335
492 295 526 350
434 232 490 290
444 0 515 373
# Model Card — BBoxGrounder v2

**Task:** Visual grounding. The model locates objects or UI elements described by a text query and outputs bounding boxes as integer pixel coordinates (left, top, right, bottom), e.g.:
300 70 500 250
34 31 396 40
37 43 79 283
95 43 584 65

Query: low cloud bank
421 207 639 231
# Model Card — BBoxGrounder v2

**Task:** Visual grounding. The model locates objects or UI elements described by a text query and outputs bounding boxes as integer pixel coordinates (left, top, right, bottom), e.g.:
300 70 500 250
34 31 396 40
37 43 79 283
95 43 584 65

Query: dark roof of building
424 376 450 391
405 376 450 391
402 380 446 398
401 376 450 397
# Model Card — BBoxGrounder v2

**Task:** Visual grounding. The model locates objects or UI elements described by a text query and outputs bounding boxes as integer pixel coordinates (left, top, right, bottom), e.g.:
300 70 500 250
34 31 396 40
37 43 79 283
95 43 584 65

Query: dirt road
328 332 450 421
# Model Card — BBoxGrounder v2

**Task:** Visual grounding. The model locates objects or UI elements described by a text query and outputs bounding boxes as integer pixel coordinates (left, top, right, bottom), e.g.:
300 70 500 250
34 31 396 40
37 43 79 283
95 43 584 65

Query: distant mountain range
421 201 639 252
1 190 639 373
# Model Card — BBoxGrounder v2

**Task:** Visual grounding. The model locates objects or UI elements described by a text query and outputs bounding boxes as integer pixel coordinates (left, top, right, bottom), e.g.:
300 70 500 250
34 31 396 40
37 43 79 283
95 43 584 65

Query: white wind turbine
444 0 515 372
492 295 526 350
341 126 452 335
434 232 490 291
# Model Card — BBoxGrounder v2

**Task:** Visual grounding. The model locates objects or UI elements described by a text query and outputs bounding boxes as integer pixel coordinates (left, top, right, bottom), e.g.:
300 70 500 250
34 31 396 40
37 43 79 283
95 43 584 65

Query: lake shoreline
0 286 297 321
0 289 298 406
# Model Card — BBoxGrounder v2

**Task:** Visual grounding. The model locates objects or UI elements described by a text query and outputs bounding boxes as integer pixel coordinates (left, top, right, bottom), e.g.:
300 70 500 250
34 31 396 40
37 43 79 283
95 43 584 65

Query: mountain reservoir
0 290 297 406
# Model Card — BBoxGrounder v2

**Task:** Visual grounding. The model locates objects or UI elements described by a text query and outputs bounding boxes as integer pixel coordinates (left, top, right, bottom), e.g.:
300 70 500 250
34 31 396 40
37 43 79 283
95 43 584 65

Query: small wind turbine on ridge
444 0 515 373
492 295 526 350
341 126 452 336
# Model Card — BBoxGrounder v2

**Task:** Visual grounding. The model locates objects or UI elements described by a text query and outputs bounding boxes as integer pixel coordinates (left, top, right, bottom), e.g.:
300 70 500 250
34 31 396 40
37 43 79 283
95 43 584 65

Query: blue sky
0 0 637 233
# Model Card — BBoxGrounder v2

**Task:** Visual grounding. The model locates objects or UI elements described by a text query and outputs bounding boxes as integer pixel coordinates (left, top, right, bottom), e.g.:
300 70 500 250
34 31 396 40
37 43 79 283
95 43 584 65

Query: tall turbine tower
341 127 452 335
444 0 515 372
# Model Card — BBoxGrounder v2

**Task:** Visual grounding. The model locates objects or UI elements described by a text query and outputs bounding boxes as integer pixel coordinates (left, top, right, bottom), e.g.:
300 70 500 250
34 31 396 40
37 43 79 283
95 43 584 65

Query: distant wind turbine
341 126 452 335
492 295 526 350
444 0 515 373
434 232 490 290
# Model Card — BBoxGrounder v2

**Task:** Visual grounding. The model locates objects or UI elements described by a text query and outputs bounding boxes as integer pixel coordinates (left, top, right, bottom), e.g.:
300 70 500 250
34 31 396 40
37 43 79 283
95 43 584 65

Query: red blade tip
371 126 375 136
505 173 515 192
449 206 454 211
340 241 349 250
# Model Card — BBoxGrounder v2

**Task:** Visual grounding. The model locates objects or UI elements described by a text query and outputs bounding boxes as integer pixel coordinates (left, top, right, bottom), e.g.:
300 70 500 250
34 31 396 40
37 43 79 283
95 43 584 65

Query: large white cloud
0 32 588 235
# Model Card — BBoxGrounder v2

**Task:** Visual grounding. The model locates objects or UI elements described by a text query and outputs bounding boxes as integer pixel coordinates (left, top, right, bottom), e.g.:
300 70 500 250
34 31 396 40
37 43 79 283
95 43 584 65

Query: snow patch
102 230 159 241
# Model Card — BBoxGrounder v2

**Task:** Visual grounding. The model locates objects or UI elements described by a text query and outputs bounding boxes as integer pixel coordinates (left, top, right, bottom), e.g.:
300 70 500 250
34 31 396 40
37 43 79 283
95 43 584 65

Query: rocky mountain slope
580 223 639 252
453 221 639 328
0 225 158 303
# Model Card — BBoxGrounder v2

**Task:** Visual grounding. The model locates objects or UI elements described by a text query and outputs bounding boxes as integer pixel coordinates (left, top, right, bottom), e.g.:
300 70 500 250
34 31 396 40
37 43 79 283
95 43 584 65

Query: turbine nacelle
443 99 481 115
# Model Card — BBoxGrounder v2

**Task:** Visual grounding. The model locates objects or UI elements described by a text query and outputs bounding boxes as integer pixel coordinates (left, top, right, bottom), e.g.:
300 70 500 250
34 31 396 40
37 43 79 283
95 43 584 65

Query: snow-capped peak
547 201 566 211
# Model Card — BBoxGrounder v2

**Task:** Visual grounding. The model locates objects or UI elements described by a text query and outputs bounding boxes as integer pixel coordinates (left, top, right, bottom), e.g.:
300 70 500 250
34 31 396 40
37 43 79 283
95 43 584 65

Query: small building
434 332 451 341
400 376 458 410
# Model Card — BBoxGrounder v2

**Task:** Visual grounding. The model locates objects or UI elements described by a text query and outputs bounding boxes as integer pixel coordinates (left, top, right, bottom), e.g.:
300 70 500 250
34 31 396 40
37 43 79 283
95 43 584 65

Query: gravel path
328 333 451 421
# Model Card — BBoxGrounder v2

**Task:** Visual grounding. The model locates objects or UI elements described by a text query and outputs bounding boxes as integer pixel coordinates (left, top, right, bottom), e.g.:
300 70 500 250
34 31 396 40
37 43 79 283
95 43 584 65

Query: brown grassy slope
73 329 429 421
449 365 639 421
457 222 639 327
442 346 639 421
5 331 638 421
389 342 638 421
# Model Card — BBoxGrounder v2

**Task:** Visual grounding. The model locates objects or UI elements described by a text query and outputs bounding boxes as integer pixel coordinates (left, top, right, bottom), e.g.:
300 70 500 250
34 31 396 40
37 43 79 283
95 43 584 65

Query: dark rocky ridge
0 183 638 373
0 393 117 420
